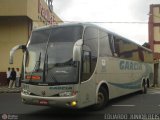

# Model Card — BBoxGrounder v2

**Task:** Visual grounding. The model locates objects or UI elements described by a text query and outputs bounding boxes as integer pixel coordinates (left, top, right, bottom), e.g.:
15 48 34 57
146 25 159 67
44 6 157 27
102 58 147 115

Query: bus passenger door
79 50 96 108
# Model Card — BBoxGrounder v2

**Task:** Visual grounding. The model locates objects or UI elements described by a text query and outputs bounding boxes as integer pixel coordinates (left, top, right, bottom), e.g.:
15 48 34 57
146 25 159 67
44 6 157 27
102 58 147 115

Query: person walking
8 68 16 88
16 68 20 87
6 67 11 86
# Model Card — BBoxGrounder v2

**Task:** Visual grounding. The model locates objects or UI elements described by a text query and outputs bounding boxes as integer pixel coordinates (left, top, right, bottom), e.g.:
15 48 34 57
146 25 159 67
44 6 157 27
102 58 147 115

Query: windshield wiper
46 53 48 73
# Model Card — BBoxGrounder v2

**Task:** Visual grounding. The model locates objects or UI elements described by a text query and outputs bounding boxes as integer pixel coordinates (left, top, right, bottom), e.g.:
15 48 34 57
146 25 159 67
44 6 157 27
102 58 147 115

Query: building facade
149 4 160 59
0 0 62 85
148 4 160 86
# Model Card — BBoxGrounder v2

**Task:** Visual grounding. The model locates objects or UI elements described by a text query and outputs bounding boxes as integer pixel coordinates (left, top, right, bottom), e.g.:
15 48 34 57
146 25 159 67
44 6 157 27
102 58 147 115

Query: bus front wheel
94 87 108 110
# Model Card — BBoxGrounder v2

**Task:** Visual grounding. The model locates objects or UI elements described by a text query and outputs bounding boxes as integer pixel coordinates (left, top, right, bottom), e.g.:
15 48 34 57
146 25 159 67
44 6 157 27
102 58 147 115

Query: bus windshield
24 25 83 85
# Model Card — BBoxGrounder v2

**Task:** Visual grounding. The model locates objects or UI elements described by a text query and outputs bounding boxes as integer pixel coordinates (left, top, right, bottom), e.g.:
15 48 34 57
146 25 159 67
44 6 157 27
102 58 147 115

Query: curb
149 87 160 90
0 87 21 93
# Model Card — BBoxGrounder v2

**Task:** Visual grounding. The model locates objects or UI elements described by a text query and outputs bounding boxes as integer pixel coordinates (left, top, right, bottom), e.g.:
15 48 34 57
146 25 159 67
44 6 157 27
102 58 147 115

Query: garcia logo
120 60 142 70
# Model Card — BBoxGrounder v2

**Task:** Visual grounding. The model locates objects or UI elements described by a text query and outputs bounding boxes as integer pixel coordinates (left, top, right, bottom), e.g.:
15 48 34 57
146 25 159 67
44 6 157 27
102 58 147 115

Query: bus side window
81 51 91 82
99 30 112 57
108 34 118 57
138 47 144 62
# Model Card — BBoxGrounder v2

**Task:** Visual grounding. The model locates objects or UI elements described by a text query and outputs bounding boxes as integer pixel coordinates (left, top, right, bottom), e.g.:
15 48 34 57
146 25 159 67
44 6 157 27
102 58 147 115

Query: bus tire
147 79 150 88
141 80 147 94
93 87 108 110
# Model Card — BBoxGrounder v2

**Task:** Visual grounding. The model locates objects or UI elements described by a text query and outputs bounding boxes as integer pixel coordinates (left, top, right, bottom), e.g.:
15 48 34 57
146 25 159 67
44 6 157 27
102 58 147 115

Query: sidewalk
150 86 160 90
0 86 21 93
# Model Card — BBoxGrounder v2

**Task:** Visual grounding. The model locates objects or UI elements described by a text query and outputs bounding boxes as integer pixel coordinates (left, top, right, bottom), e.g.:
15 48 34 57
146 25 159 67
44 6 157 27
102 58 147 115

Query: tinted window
107 34 153 63
45 26 83 84
108 34 116 56
30 29 51 44
49 26 83 42
26 29 51 73
99 30 112 57
25 25 83 84
83 27 98 57
114 37 140 61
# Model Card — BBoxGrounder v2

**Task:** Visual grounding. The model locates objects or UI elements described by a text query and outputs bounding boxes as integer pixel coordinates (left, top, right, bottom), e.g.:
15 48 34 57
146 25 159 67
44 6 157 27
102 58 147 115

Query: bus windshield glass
24 25 83 84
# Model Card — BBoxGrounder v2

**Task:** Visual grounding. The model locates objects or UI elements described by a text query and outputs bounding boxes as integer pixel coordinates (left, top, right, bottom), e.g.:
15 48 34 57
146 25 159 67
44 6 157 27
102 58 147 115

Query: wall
153 7 160 23
153 6 160 53
149 4 160 86
0 0 63 85
0 17 29 72
149 4 160 57
0 0 62 26
0 0 27 16
27 0 62 28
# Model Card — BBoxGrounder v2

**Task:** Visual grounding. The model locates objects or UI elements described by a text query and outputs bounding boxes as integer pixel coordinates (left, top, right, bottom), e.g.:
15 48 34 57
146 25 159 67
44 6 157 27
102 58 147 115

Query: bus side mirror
73 39 83 61
9 45 26 64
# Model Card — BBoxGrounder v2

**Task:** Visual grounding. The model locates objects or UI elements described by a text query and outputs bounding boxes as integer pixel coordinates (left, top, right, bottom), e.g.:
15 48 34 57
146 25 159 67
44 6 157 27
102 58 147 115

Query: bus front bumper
21 92 78 108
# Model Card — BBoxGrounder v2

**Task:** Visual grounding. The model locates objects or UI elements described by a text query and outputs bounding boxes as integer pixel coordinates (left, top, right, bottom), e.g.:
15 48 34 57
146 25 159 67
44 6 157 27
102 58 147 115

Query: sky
52 0 159 45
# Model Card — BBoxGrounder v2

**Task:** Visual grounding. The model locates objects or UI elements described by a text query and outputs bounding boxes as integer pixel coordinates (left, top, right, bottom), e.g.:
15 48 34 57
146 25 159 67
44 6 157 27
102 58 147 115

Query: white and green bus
10 23 153 109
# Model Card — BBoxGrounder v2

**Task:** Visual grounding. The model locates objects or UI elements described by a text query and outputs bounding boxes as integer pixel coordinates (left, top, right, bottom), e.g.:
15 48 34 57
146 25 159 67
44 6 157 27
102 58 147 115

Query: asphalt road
0 88 160 120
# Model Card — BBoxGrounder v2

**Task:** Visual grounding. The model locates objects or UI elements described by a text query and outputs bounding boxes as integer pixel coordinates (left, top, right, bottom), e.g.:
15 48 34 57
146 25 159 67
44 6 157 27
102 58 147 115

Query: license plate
39 100 48 105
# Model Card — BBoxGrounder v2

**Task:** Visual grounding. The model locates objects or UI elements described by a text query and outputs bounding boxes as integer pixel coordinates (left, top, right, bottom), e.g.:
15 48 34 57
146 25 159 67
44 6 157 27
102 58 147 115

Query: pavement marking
112 104 135 107
148 91 160 94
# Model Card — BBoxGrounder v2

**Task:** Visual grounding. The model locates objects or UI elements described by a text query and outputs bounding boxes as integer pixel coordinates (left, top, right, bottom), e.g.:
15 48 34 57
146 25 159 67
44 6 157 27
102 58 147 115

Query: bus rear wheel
141 80 147 94
147 79 150 88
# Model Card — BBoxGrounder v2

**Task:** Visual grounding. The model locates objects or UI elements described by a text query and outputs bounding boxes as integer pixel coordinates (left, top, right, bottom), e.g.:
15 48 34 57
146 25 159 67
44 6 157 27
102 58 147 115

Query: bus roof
32 23 152 52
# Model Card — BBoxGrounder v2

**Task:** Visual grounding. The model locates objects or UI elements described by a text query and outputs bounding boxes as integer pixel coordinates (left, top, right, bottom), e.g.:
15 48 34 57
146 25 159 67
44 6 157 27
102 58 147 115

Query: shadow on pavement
20 107 104 120
21 92 141 120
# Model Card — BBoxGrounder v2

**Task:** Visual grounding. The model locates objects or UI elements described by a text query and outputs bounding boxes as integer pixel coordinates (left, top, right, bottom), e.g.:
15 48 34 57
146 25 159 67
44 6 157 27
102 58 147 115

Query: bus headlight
71 101 77 107
59 91 72 97
66 101 77 107
22 89 31 95
59 91 77 97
